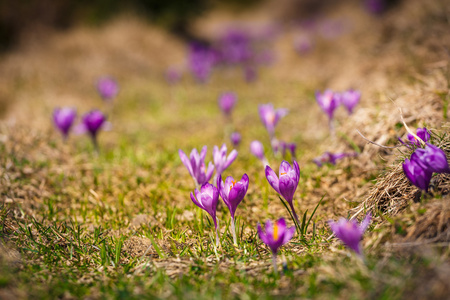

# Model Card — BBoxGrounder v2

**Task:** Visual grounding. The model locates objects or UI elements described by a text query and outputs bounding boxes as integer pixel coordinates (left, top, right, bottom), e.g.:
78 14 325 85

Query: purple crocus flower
213 144 238 177
407 128 431 146
82 110 106 138
218 92 237 116
315 89 340 120
265 161 301 224
53 107 76 139
250 140 268 165
285 143 297 159
414 143 450 174
179 146 215 187
328 213 371 256
230 132 241 147
217 173 249 245
313 152 357 167
259 104 288 137
219 29 252 65
402 153 433 191
340 89 361 114
258 218 295 273
190 182 220 247
97 77 119 102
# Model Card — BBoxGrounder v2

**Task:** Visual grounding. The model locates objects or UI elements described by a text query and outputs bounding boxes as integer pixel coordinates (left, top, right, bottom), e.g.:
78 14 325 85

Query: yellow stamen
280 172 286 175
229 180 236 191
273 223 279 240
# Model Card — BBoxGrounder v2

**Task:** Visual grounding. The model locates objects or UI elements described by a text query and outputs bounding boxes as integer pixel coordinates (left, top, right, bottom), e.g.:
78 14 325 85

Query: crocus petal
224 149 238 169
179 149 194 177
279 175 296 204
265 165 280 193
258 223 269 244
359 212 371 234
190 192 204 210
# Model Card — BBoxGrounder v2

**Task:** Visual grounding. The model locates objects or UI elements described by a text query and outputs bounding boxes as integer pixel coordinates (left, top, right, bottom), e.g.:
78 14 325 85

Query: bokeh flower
53 107 76 140
265 161 301 223
190 183 220 246
230 132 241 147
218 92 237 116
313 152 357 167
97 77 119 102
179 146 215 187
258 218 295 273
217 173 249 245
250 140 268 165
258 104 288 137
315 89 340 121
75 109 107 150
328 213 371 256
340 89 361 114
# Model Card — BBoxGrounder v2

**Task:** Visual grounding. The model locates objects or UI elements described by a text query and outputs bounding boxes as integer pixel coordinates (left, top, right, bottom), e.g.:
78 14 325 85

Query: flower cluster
315 88 361 122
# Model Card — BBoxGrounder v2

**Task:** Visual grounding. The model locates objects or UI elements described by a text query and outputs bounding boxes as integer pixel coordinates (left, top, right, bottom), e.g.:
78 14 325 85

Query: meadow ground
0 0 449 299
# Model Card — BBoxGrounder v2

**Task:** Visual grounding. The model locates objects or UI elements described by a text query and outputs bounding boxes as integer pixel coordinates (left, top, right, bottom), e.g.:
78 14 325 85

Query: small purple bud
218 92 237 116
53 107 77 139
230 132 241 147
97 77 119 101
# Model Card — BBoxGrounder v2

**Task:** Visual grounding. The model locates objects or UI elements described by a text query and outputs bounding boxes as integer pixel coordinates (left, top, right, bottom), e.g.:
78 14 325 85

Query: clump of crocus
165 67 182 85
179 146 215 188
258 218 295 274
328 213 371 258
313 152 357 167
340 89 361 114
217 173 249 246
230 132 241 147
190 183 220 247
76 109 107 151
97 77 119 102
53 107 76 140
315 89 340 130
250 140 268 166
265 161 301 230
258 104 288 139
399 127 431 148
218 92 237 117
213 144 238 179
403 142 449 192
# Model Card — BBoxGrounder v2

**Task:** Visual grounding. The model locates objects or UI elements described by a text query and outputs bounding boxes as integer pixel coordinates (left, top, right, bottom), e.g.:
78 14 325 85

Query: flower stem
272 253 278 276
230 217 238 246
